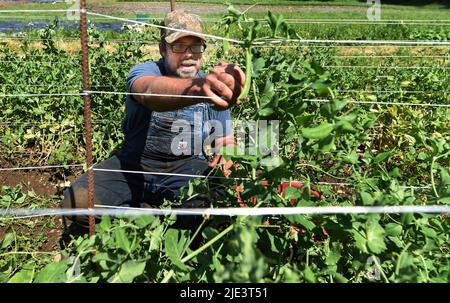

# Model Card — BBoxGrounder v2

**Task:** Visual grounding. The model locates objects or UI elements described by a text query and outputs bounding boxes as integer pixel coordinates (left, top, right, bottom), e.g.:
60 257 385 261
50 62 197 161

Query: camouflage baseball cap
162 10 207 44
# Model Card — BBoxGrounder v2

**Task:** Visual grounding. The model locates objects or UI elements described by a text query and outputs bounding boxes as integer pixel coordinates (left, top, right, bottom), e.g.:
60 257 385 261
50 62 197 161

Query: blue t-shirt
120 59 233 162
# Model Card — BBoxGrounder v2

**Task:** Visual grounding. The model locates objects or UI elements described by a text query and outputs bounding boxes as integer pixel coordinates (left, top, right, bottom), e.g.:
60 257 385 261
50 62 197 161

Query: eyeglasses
166 42 207 54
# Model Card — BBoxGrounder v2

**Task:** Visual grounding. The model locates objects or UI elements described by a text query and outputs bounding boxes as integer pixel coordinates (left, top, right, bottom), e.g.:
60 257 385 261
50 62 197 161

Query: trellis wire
0 205 449 220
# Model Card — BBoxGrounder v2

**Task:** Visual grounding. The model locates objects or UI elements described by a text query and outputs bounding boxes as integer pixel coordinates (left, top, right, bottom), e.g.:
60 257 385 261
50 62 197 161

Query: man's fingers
225 64 246 88
203 85 229 108
217 73 241 103
210 79 234 103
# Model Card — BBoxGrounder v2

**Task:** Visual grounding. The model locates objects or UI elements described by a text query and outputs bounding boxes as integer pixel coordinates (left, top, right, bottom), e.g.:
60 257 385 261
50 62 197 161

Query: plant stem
430 152 450 198
371 254 389 283
296 163 348 180
181 224 234 264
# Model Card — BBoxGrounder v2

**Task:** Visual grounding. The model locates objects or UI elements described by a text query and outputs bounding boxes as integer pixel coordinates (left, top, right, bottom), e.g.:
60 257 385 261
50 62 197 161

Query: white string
83 91 450 107
255 44 450 49
302 98 450 108
0 164 83 171
334 89 449 94
86 12 450 47
256 39 450 46
84 90 216 100
0 164 434 191
0 10 78 13
0 59 78 65
0 83 80 88
86 11 243 44
0 36 81 42
325 65 450 70
333 55 450 59
0 120 107 126
0 59 136 66
316 181 432 190
91 167 249 181
0 92 86 97
283 21 450 26
1 205 449 219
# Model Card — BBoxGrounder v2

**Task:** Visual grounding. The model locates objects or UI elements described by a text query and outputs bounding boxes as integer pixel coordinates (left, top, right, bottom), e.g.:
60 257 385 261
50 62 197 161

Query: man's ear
159 42 166 58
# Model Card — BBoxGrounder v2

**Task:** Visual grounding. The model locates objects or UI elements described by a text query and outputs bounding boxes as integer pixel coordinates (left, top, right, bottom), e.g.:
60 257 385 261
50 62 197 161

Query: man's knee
61 184 89 209
60 185 91 228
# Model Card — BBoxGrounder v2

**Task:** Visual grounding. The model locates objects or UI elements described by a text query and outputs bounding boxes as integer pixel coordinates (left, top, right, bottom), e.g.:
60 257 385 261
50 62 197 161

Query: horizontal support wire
334 89 449 94
257 39 450 46
302 98 450 107
84 90 216 100
86 11 450 47
91 167 248 181
0 59 79 65
0 120 107 126
325 65 450 69
1 91 448 107
0 9 79 13
0 83 80 88
4 86 442 94
0 164 83 171
86 11 242 44
87 90 449 108
0 164 433 192
0 205 449 219
333 55 450 59
256 45 450 49
0 92 86 97
6 59 448 69
0 36 81 42
0 59 136 66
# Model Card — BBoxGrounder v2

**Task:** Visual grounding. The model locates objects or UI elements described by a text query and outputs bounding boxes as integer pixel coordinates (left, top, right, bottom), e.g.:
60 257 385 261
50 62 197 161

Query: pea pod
238 46 252 101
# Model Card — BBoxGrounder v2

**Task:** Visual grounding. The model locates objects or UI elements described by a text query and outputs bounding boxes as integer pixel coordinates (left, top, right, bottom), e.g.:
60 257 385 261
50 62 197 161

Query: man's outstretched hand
201 62 246 109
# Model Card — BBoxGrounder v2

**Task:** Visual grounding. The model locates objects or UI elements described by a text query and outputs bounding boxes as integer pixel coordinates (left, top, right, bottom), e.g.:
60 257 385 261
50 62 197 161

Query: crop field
0 0 449 283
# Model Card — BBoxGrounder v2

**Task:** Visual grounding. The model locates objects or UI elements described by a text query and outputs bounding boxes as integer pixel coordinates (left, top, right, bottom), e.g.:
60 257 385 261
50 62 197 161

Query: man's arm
131 63 245 112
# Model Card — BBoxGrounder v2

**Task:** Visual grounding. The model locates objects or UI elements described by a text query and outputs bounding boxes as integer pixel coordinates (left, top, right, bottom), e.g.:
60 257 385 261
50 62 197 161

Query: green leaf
326 245 342 266
164 229 189 271
8 261 35 283
352 230 368 253
385 223 402 237
421 226 438 239
252 57 265 76
134 215 155 228
258 107 274 117
373 151 392 163
360 191 375 206
302 123 333 140
34 261 68 283
438 197 450 204
303 266 316 283
284 186 301 201
115 228 131 254
1 232 14 249
108 260 146 283
366 220 386 254
285 215 315 231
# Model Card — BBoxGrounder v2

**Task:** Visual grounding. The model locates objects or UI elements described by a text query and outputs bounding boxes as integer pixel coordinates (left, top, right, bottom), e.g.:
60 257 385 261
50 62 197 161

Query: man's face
161 36 204 79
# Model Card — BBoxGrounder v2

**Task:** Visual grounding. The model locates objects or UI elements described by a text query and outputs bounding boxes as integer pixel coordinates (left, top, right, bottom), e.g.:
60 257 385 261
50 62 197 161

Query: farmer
61 10 244 233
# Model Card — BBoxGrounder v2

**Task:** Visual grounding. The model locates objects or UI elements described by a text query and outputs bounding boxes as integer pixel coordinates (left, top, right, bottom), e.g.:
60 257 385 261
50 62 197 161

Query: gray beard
176 68 198 79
